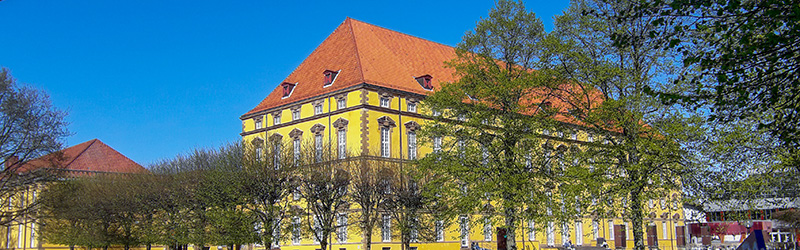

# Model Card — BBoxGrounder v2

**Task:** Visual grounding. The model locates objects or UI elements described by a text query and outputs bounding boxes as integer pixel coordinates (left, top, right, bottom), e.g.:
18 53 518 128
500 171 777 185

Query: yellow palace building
240 18 686 250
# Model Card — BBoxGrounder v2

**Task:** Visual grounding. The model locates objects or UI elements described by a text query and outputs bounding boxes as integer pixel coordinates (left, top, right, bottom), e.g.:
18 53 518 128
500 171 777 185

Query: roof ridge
63 139 97 168
347 18 366 84
347 18 457 49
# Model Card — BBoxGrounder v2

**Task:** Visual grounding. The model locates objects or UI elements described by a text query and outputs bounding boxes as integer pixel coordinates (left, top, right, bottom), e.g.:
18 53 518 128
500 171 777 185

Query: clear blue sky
0 0 570 166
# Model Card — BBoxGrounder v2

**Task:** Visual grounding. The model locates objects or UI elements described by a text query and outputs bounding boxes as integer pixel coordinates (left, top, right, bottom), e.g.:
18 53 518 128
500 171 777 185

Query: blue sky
0 0 570 166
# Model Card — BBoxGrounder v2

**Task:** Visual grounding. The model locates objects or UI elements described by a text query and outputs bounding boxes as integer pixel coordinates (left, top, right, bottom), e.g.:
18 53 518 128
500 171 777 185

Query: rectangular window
293 187 300 201
433 136 442 152
255 118 263 129
484 218 492 241
292 108 300 120
547 222 555 246
255 147 263 161
407 102 417 113
337 213 348 243
273 143 282 169
528 220 536 241
292 217 301 245
338 129 347 159
460 216 469 247
626 222 631 239
315 134 323 162
435 220 444 242
30 223 36 248
380 97 390 108
293 139 301 163
662 222 668 240
576 221 583 246
272 221 281 248
571 133 578 140
608 221 614 240
314 104 323 115
337 98 346 109
407 131 417 160
593 220 599 240
274 115 281 125
382 215 391 242
17 225 23 248
381 127 391 157
587 134 594 142
562 222 569 245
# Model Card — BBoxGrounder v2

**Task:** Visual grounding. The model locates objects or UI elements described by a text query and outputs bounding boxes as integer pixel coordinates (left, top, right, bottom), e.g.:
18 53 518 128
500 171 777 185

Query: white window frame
255 117 263 129
314 104 323 115
547 221 555 246
337 213 348 243
292 216 301 245
576 221 583 246
460 216 469 247
381 127 391 157
528 220 536 241
562 222 570 245
273 115 281 125
593 220 599 240
435 220 444 242
30 223 36 248
338 129 347 159
407 131 417 160
382 214 391 242
484 218 492 241
433 136 442 153
292 108 300 120
407 102 417 113
609 220 615 240
380 97 390 108
17 224 23 248
337 97 346 109
293 139 301 163
315 134 323 162
662 221 668 240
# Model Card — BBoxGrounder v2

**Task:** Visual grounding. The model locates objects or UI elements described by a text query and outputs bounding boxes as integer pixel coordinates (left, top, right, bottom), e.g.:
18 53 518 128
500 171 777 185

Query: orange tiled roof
244 18 459 116
22 139 148 174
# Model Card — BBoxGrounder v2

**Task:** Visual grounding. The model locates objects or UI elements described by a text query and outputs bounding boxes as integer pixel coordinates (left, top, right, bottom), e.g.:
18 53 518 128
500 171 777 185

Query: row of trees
38 141 442 250
416 0 797 250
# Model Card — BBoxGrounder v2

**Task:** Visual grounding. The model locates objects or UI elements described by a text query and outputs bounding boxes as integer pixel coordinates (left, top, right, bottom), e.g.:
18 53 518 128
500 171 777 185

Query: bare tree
296 142 351 250
347 157 392 250
0 67 69 227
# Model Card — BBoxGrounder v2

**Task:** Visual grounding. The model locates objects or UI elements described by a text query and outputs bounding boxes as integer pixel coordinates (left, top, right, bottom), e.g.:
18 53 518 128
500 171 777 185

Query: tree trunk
506 206 518 250
631 188 645 250
146 244 151 250
363 228 373 250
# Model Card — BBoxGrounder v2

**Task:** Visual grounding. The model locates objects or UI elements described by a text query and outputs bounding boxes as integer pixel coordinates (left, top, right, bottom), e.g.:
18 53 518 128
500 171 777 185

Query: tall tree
0 67 69 227
381 161 446 250
419 1 560 249
296 143 351 250
545 1 688 250
348 157 392 250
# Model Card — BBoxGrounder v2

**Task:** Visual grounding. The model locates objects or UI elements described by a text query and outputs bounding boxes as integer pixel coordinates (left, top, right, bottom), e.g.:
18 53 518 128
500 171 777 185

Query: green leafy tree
545 1 690 249
418 1 562 249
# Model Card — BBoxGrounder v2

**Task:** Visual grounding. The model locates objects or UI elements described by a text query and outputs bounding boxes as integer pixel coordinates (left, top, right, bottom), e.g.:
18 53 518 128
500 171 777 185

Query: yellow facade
240 85 687 250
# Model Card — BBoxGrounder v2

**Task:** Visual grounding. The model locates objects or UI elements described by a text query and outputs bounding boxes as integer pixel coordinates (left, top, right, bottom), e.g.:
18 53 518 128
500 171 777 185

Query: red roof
244 18 459 116
22 139 147 174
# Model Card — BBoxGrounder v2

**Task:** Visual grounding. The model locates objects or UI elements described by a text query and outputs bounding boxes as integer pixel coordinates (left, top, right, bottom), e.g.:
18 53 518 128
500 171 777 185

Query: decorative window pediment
251 137 264 146
269 133 283 142
377 116 396 128
310 123 326 135
404 121 421 131
333 118 349 130
289 128 304 139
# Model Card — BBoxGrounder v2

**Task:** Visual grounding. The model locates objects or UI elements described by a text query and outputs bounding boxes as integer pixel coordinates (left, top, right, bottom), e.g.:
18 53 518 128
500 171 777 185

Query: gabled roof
22 139 147 174
244 18 458 117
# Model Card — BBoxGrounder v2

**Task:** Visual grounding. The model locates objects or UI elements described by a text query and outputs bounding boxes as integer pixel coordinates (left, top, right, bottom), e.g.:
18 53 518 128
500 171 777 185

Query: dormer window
324 70 339 86
415 75 433 90
281 82 297 98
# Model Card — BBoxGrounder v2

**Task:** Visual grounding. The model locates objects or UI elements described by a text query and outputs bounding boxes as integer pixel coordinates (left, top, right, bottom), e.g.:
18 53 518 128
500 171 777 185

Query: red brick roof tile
22 139 147 174
244 18 458 116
